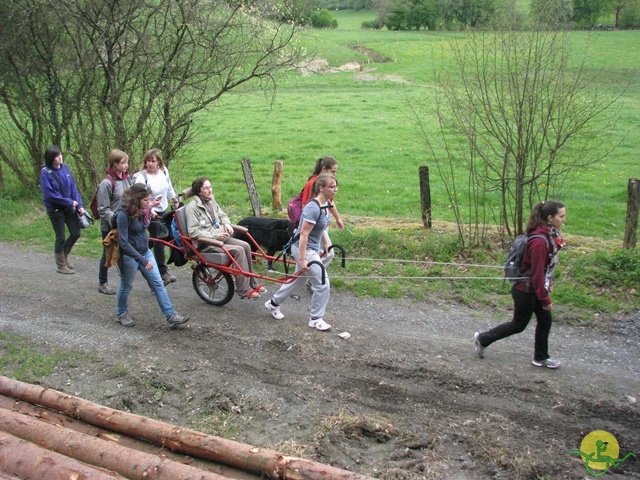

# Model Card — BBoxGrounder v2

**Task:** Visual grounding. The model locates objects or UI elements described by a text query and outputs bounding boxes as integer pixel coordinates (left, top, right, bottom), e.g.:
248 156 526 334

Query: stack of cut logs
0 376 375 480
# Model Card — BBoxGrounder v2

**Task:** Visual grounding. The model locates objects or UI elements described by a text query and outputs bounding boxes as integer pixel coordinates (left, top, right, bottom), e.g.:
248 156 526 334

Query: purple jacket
40 163 83 212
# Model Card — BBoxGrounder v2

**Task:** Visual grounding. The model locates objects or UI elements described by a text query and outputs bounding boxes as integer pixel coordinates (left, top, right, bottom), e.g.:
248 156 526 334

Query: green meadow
180 11 640 243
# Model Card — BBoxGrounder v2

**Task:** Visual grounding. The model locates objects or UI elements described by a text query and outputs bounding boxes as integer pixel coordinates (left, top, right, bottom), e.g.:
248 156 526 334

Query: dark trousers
478 287 552 362
148 219 168 276
48 206 81 255
99 229 109 285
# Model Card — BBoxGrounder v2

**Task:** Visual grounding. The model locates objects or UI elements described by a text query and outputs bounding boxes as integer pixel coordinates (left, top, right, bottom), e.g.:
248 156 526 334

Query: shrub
361 19 382 29
310 9 338 28
311 8 338 28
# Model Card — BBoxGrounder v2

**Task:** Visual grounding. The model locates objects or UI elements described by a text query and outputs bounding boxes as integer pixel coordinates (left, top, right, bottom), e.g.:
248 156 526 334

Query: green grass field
168 13 640 243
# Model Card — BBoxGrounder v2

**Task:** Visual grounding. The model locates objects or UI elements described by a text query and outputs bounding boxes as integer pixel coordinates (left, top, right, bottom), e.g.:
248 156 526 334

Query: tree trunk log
0 376 375 480
0 408 229 480
0 429 125 479
0 394 256 480
0 471 22 479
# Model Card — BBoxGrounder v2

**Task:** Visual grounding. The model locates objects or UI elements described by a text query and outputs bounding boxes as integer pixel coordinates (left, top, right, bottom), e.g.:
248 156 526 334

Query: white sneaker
309 318 332 331
531 358 561 369
264 300 284 320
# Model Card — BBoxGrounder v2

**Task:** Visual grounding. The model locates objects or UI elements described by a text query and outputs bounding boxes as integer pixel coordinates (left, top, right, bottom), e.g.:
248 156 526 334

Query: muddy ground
0 242 638 479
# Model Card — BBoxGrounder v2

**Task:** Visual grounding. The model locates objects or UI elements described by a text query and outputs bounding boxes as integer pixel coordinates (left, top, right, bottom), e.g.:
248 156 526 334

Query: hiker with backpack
39 146 85 275
132 148 180 286
287 156 343 268
265 173 337 332
95 149 132 295
474 200 567 369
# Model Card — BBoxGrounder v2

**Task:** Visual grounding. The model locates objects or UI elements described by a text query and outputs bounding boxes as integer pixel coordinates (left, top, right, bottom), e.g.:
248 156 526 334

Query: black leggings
478 287 552 362
48 206 81 255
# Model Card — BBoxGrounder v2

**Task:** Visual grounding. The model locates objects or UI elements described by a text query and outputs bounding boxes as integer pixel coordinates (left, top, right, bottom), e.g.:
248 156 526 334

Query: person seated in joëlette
184 177 265 299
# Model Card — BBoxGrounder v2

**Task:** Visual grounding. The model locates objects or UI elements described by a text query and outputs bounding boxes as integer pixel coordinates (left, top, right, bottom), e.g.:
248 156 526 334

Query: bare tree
0 0 304 192
413 28 622 246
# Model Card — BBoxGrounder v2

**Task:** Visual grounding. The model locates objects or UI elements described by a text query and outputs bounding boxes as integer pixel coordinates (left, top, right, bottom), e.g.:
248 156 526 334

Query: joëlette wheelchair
151 195 344 307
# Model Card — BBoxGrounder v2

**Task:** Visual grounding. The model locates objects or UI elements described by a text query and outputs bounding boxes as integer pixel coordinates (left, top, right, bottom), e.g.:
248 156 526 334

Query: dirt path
0 242 638 479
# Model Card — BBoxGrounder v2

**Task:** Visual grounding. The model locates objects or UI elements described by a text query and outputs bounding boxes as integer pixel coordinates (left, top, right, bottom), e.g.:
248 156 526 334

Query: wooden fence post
623 178 639 249
271 160 283 212
241 158 261 217
419 166 431 229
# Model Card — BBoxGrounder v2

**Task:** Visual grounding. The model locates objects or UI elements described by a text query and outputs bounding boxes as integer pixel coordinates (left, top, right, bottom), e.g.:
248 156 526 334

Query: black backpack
504 234 548 285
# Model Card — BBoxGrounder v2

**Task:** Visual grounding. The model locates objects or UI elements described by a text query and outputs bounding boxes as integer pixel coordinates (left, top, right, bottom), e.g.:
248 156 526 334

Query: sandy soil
0 242 638 479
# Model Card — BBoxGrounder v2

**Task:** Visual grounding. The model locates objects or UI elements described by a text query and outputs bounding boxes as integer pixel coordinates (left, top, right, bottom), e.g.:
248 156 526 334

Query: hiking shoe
166 313 189 329
116 313 136 327
264 300 284 320
162 271 176 285
532 358 561 369
474 332 485 359
309 318 332 331
99 283 116 295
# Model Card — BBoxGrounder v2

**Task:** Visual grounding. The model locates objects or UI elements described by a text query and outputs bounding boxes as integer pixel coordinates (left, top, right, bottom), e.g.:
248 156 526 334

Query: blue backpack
171 217 183 249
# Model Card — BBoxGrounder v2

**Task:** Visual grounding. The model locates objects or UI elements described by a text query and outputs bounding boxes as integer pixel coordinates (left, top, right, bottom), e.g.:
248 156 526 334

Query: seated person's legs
219 243 252 296
224 237 259 290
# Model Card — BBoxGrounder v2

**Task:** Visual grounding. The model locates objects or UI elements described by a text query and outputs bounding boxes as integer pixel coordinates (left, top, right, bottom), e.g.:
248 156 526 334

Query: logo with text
569 430 636 477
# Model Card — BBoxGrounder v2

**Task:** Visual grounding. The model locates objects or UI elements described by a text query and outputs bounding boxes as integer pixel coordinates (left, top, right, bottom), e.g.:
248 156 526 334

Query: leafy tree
613 0 640 28
412 29 622 246
369 0 400 27
382 0 439 30
407 0 440 29
530 0 573 28
445 0 497 28
385 2 411 29
0 0 303 191
572 0 610 28
274 0 312 25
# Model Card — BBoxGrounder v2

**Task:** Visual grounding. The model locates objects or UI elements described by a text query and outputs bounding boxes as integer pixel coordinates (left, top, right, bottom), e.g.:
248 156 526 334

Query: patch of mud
296 54 412 84
297 58 362 75
351 46 393 63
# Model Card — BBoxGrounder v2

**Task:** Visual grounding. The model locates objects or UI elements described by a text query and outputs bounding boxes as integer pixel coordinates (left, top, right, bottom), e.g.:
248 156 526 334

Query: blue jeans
116 249 175 318
47 205 81 254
